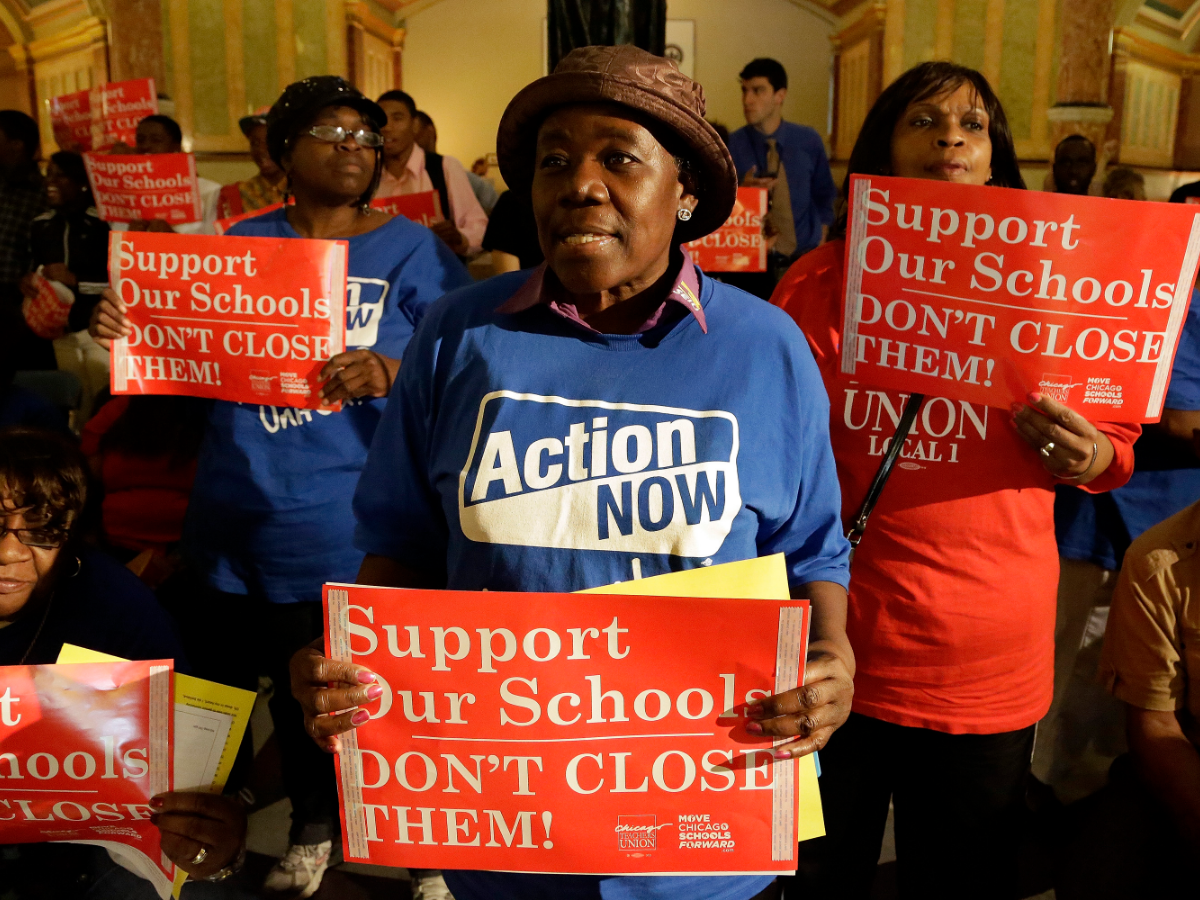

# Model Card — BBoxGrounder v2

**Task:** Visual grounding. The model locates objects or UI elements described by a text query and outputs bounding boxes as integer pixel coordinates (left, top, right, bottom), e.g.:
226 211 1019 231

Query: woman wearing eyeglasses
89 77 472 895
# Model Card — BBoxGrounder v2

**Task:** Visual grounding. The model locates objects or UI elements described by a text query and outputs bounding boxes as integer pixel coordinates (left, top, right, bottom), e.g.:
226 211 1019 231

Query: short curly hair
0 428 87 543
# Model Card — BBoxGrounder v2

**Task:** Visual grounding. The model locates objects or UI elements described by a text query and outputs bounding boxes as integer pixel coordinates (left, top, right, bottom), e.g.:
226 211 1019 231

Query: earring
677 208 693 222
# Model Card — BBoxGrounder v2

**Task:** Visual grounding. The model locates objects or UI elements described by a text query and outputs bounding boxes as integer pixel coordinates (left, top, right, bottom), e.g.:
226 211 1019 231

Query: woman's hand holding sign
89 288 132 351
318 349 399 406
743 580 855 760
151 791 246 880
291 639 382 753
1011 391 1115 484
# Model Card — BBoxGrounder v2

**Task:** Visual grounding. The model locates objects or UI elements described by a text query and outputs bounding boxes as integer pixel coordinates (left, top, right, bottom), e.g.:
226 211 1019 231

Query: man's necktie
765 137 797 258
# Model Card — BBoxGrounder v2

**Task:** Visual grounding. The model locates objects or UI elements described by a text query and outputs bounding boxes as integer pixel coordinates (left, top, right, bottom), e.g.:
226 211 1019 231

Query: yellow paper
579 554 826 842
579 553 791 600
57 644 256 897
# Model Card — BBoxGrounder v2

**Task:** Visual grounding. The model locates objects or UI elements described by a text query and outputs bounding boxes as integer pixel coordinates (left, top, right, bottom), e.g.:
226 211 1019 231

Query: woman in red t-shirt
773 62 1140 899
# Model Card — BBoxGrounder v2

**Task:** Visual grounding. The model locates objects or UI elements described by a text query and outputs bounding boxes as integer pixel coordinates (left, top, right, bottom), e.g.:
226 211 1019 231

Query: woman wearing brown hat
291 46 853 900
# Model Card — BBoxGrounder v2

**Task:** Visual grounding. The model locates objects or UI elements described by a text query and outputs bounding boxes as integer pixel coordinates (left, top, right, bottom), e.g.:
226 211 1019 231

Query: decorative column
1047 0 1115 154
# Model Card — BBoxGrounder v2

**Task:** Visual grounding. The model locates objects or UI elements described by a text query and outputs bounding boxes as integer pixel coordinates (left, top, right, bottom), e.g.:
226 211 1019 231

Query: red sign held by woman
0 660 174 888
324 585 809 875
841 175 1200 421
109 232 347 409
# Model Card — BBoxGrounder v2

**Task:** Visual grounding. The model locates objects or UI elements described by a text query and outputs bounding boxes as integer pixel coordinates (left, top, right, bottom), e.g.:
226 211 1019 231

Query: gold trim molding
24 15 105 63
1114 27 1200 73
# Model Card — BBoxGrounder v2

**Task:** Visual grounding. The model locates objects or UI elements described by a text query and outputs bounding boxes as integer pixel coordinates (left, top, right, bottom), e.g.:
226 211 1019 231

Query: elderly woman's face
532 104 695 297
284 105 377 200
0 502 61 620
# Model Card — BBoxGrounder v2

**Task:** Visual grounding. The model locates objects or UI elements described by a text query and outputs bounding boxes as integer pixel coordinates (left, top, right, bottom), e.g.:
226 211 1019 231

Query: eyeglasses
306 126 384 148
0 523 67 550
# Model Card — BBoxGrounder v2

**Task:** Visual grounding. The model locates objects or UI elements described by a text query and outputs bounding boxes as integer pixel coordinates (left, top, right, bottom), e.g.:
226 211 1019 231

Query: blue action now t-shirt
1056 288 1200 567
183 210 472 603
353 267 850 900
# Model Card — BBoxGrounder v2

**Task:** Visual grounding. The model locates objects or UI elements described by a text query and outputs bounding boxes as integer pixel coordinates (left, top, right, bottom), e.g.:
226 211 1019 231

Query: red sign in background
371 191 444 227
214 202 286 236
841 175 1200 421
0 661 174 884
84 152 203 225
49 79 157 152
99 79 158 148
49 89 96 151
325 585 810 876
214 191 443 235
684 187 768 272
109 231 347 408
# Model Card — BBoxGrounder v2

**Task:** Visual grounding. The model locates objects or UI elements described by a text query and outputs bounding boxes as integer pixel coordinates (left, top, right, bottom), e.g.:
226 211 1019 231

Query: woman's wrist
809 635 856 679
198 841 246 882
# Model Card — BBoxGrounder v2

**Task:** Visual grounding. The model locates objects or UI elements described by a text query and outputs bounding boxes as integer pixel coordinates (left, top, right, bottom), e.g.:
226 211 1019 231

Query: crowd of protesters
0 41 1197 900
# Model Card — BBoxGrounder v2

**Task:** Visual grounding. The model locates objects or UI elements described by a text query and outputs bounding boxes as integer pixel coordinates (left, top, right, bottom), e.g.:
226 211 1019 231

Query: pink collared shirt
375 145 489 254
494 247 708 334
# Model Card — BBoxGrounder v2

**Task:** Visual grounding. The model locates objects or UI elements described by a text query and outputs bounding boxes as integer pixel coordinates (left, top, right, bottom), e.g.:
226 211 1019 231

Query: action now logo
345 277 389 348
458 393 741 557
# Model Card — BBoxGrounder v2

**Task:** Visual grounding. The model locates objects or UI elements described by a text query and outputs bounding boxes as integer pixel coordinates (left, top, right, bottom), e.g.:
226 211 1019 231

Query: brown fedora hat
496 45 737 242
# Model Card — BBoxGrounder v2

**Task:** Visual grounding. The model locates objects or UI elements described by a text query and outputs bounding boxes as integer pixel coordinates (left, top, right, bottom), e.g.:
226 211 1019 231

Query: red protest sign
684 187 768 272
324 585 809 875
108 231 347 408
841 175 1200 421
84 152 204 225
99 78 158 148
0 660 175 889
49 88 98 151
214 201 285 236
371 190 443 226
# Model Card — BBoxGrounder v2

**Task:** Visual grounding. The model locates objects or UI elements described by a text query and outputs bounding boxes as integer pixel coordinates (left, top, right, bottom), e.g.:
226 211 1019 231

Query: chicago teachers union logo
458 393 741 557
616 815 670 850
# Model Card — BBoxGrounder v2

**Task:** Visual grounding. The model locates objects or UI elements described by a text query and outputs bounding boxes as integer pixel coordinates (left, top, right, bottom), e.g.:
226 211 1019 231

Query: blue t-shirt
727 121 836 256
182 210 472 602
353 267 849 900
1055 289 1200 567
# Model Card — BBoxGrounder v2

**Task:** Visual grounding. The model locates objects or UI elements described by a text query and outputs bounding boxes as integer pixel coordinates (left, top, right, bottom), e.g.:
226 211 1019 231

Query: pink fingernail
744 721 764 734
773 749 792 760
743 704 764 719
357 671 376 684
1028 392 1043 403
365 685 383 699
351 710 370 725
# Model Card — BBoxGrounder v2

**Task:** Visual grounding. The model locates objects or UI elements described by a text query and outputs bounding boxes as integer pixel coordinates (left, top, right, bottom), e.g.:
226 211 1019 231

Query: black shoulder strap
846 393 924 559
425 152 451 224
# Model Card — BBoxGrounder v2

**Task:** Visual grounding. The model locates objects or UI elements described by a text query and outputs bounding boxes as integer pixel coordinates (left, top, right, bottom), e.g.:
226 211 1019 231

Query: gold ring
191 846 208 866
